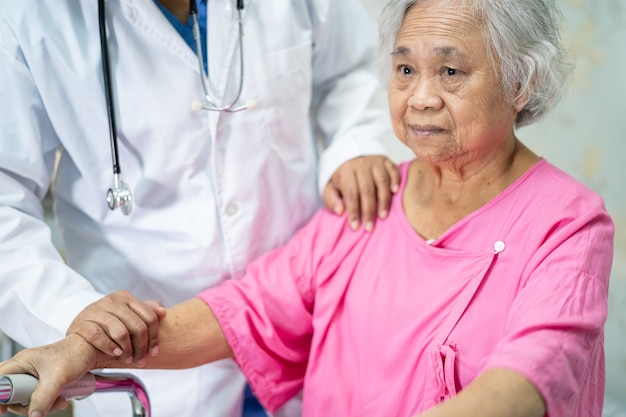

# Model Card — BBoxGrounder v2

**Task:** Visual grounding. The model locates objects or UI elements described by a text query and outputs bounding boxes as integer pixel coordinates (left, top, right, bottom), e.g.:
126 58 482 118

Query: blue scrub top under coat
154 0 208 73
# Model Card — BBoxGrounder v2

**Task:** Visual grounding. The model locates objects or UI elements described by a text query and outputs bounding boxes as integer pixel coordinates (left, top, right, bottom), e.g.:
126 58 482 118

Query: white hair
378 0 573 127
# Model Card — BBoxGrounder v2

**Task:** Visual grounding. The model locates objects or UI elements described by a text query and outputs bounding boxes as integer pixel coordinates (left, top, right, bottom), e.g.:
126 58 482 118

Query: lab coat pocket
259 44 313 162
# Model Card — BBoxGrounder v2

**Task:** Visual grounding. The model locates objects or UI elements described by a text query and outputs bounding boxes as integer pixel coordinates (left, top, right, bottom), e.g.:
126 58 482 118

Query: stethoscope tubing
190 0 247 112
98 0 121 176
99 0 132 215
99 0 249 214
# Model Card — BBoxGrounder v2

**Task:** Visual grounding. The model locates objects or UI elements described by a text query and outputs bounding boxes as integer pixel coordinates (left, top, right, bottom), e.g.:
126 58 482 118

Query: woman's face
388 0 520 169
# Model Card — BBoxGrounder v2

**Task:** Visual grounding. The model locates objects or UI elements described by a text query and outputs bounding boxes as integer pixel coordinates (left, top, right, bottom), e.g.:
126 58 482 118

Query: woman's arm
142 298 233 369
0 298 231 417
415 368 545 417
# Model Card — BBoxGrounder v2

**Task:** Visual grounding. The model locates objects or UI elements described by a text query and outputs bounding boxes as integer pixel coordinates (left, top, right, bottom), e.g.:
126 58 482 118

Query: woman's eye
400 65 413 75
445 67 457 76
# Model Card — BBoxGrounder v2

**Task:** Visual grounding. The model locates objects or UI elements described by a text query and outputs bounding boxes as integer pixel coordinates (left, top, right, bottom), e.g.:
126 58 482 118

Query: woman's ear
513 82 532 113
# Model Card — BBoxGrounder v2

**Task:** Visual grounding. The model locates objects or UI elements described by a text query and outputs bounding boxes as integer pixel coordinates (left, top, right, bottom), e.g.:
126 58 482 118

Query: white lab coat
0 0 390 416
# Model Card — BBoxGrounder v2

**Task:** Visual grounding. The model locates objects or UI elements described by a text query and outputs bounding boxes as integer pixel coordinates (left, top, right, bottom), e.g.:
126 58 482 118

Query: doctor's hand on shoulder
324 155 400 232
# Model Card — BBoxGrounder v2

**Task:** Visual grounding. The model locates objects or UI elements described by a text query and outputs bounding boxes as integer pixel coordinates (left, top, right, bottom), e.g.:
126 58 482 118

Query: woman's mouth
410 124 445 137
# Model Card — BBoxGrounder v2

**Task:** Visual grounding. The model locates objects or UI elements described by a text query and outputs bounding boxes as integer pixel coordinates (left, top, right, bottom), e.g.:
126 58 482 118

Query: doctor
0 1 399 417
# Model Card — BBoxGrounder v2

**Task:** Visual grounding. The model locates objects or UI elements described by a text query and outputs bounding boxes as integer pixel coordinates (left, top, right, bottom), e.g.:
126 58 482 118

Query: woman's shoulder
523 159 608 210
289 207 373 260
504 159 614 253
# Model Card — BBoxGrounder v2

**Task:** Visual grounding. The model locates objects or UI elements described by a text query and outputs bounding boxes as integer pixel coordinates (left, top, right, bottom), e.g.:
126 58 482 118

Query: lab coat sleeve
0 27 104 348
480 205 614 417
309 0 394 193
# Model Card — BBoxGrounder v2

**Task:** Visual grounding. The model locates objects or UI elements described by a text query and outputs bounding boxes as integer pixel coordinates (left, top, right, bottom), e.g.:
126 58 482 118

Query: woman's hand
411 369 545 417
0 334 104 417
323 155 400 232
66 290 166 366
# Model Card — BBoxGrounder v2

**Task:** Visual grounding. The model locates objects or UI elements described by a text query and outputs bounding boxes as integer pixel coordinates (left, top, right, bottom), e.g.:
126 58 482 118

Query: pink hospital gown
198 159 614 417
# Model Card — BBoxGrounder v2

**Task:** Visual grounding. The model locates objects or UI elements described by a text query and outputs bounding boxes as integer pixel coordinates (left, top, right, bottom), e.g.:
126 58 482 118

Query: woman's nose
407 77 443 111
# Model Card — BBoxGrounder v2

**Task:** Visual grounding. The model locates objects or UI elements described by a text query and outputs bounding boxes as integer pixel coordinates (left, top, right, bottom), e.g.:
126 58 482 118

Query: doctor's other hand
323 155 400 232
0 334 103 417
66 290 166 366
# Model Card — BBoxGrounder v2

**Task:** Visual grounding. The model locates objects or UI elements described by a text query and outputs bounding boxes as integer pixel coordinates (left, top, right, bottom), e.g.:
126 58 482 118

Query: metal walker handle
0 372 150 417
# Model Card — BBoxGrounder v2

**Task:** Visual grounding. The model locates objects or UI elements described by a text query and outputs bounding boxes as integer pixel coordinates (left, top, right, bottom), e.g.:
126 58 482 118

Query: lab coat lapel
121 0 198 70
121 0 248 138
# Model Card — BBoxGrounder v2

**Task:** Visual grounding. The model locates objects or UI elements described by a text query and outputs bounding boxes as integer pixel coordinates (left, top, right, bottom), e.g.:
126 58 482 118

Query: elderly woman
0 0 614 416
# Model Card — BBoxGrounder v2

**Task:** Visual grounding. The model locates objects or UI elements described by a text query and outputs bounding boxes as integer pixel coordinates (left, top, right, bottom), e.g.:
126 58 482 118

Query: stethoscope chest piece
107 175 133 215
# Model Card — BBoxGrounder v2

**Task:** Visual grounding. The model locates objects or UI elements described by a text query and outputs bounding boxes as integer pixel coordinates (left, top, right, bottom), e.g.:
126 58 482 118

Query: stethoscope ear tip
191 101 203 112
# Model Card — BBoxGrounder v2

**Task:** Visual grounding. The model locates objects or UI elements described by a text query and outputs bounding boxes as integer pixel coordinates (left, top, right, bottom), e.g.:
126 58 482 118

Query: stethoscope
99 0 253 215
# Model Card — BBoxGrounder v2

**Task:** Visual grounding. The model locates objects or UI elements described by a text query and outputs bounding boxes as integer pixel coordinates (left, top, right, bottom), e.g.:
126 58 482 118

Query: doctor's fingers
108 298 165 364
326 158 365 230
73 305 159 366
67 292 163 365
324 166 363 231
373 157 401 219
68 319 134 365
353 156 401 230
323 160 374 231
344 156 400 232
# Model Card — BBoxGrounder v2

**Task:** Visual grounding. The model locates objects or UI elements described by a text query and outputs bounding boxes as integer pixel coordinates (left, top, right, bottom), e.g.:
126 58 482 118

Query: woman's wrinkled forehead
395 0 484 51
